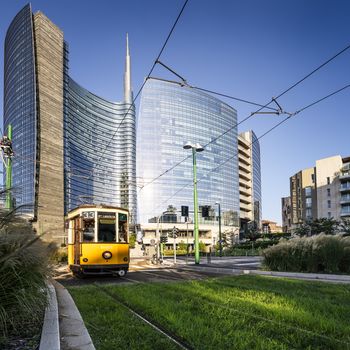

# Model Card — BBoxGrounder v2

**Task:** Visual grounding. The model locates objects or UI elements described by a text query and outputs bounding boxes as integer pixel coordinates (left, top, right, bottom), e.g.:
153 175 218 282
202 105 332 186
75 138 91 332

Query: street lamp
215 201 222 257
183 141 204 264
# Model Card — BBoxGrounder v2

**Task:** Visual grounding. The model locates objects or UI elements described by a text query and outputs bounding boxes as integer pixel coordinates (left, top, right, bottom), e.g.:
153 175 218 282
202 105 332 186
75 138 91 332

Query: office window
327 188 331 197
311 174 315 183
327 200 331 208
328 212 331 218
327 177 330 185
306 208 312 219
306 197 312 208
305 186 312 197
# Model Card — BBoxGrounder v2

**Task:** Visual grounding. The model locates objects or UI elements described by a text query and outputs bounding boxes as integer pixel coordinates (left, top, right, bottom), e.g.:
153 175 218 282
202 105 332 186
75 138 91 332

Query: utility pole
216 202 222 257
0 125 14 209
183 142 204 264
172 226 178 265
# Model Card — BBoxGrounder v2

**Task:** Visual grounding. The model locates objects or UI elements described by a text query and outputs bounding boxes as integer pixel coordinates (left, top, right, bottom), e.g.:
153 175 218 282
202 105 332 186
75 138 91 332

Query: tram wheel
117 269 127 277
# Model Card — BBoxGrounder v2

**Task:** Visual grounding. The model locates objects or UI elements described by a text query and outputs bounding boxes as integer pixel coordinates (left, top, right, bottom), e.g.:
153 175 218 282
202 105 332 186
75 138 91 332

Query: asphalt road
55 256 261 287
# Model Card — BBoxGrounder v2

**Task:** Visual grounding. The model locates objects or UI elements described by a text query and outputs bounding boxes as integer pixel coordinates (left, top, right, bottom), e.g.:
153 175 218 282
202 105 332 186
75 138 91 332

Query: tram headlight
102 251 112 260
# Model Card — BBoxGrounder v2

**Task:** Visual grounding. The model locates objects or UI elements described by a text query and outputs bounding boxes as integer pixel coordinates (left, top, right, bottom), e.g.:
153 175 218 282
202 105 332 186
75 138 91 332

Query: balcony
339 172 350 180
239 179 251 189
340 183 350 192
240 202 252 212
340 209 350 217
340 195 350 204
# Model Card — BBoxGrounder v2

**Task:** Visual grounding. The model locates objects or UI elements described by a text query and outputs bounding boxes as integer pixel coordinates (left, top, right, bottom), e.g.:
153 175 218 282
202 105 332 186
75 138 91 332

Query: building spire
124 33 133 104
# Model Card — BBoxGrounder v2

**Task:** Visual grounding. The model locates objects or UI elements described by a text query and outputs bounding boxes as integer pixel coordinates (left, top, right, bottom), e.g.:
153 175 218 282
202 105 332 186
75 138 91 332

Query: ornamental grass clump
262 234 350 273
0 208 52 344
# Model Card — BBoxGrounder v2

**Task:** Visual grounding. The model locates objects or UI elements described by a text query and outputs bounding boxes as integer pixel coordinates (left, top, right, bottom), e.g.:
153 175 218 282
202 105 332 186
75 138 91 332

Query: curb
39 282 60 350
53 280 96 350
177 265 350 283
178 265 242 274
243 269 350 282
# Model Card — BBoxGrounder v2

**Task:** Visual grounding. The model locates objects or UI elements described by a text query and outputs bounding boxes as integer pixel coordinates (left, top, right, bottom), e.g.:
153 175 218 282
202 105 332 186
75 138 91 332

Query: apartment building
238 131 261 234
284 155 350 230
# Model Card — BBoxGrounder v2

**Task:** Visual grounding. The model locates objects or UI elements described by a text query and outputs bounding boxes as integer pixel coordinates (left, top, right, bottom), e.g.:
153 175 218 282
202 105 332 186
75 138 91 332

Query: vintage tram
66 205 129 277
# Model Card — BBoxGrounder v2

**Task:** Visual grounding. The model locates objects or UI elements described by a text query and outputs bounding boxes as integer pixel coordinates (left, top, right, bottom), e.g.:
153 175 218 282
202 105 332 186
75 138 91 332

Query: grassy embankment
69 275 350 350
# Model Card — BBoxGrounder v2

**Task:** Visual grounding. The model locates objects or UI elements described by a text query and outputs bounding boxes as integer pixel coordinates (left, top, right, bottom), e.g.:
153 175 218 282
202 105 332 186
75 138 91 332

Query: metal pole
192 148 200 264
218 203 222 257
156 215 160 264
5 125 12 210
186 219 189 264
173 233 176 265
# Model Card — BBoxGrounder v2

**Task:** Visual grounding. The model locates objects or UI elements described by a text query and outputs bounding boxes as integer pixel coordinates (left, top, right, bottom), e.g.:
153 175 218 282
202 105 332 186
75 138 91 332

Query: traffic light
181 205 189 217
160 235 168 243
202 205 210 218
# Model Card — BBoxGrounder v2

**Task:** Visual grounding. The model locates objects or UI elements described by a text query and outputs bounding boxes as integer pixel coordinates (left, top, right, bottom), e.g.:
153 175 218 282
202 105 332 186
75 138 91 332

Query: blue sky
1 0 349 224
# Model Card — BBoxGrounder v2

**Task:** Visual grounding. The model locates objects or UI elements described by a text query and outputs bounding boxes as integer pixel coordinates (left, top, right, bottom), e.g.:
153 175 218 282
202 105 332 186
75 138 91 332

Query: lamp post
183 141 204 265
216 201 222 257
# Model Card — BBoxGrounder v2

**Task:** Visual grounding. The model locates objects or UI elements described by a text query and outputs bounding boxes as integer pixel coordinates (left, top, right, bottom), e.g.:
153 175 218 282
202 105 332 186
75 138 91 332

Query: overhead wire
138 42 350 190
144 83 350 217
84 0 189 183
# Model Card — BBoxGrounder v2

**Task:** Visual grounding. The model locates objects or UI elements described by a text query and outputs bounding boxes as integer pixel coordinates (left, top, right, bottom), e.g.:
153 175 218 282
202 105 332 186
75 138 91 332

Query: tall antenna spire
124 33 133 103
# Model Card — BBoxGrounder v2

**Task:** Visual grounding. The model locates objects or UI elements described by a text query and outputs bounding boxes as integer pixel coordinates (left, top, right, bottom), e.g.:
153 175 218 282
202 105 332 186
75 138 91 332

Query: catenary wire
144 83 350 217
84 0 189 182
138 43 350 190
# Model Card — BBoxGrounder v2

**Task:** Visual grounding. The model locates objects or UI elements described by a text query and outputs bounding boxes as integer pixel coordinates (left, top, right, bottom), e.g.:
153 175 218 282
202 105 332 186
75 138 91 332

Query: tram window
118 213 128 243
98 212 116 242
82 219 95 242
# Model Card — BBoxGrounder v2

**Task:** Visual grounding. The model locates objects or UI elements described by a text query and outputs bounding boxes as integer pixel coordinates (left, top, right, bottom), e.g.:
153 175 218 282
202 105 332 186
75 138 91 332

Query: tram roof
67 204 129 216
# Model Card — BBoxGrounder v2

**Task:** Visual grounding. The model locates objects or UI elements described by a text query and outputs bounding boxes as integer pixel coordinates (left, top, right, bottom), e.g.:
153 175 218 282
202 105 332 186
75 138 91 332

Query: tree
166 205 177 213
129 233 136 248
294 223 310 237
310 218 339 235
338 219 350 236
199 241 206 252
178 240 187 251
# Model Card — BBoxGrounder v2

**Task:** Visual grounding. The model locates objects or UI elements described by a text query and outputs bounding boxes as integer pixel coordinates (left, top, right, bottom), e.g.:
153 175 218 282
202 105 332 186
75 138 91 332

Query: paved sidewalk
179 263 350 283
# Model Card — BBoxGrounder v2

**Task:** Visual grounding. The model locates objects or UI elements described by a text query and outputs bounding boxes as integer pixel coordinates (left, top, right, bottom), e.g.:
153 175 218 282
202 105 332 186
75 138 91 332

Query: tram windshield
98 212 116 242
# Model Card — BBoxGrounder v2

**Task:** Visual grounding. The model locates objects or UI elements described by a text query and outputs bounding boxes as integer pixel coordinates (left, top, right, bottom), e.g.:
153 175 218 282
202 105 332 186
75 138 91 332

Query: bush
0 209 52 344
262 234 350 273
51 246 68 263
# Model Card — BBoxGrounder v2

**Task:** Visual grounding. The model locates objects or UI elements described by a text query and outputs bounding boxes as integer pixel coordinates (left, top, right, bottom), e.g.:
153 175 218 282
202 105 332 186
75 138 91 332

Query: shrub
51 246 68 263
0 209 51 343
262 234 350 273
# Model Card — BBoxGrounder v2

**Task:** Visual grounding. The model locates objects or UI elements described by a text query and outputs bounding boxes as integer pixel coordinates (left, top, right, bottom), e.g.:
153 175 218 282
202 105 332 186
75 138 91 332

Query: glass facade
251 131 262 228
64 78 137 221
3 5 137 225
137 78 239 225
3 4 37 216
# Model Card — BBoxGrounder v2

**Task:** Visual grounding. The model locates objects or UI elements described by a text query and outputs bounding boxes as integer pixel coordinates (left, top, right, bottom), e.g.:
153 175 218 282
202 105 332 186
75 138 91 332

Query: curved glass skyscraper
3 4 37 215
137 78 239 226
3 4 137 238
65 78 136 218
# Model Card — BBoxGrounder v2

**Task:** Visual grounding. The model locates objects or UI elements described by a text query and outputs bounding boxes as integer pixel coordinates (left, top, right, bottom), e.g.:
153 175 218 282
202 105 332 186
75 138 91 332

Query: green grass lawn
69 275 350 350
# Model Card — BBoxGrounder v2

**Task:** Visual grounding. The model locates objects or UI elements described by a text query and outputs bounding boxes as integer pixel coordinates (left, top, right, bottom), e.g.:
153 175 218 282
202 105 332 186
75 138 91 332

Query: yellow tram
66 205 129 277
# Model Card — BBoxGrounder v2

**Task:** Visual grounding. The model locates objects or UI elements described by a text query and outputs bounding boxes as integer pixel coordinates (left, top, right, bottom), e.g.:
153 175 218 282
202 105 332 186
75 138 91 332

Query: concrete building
285 155 350 230
238 130 262 234
281 196 292 233
3 4 136 240
290 167 317 227
261 220 282 234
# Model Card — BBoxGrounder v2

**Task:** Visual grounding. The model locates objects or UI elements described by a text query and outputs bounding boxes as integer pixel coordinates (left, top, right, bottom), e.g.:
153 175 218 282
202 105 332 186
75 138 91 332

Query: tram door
74 217 81 264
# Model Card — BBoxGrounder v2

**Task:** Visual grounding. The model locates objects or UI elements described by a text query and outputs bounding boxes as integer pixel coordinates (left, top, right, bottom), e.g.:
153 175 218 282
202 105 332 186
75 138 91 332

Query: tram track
94 283 193 350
